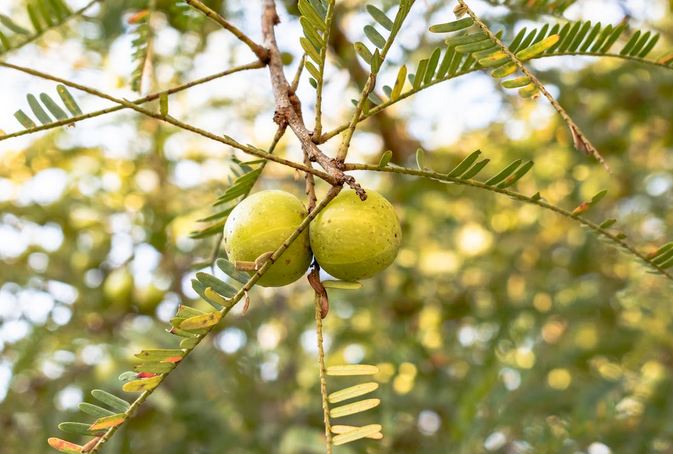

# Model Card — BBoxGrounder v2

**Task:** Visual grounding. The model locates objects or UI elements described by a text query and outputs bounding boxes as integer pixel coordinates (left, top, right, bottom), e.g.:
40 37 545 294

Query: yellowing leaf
330 398 381 418
47 438 82 454
332 425 383 439
328 382 379 403
88 413 126 431
122 375 162 393
179 311 222 330
516 35 560 60
203 287 231 307
657 52 673 65
332 424 383 446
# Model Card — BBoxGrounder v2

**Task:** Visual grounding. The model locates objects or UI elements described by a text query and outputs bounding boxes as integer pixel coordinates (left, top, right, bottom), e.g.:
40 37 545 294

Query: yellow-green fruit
310 189 401 281
224 190 311 287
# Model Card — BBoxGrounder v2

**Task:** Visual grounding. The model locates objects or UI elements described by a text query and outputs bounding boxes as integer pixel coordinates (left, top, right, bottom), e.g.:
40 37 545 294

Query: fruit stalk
314 292 333 453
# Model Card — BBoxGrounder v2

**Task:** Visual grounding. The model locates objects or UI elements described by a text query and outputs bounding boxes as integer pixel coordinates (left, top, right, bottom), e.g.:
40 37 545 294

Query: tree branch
0 60 265 143
318 50 673 145
87 187 342 453
343 161 673 283
260 0 366 199
0 60 334 183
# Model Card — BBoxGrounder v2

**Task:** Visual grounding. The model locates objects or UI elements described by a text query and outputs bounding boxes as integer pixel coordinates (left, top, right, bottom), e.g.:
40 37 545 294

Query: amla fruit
224 190 311 287
310 189 401 281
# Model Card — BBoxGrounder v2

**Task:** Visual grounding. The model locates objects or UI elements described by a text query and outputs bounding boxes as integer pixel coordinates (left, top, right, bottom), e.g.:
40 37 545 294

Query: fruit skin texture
224 190 311 287
310 189 401 281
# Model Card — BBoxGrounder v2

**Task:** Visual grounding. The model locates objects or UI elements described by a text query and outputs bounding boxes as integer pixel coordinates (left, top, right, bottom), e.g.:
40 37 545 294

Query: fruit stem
314 293 333 453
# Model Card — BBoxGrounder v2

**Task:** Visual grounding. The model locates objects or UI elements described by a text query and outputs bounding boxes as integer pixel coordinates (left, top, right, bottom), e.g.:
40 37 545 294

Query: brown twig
260 0 366 200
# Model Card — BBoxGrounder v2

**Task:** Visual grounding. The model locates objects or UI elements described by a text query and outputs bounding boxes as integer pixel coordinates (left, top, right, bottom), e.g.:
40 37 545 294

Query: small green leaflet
322 280 363 290
429 18 473 33
58 422 99 436
377 150 393 168
485 160 522 186
14 86 82 129
91 389 130 413
448 150 481 177
78 402 114 419
366 5 392 31
415 148 425 169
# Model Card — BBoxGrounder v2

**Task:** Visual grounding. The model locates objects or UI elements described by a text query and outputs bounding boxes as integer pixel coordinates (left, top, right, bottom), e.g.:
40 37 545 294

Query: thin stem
314 294 333 453
342 162 673 282
1 0 101 56
184 0 269 62
89 188 341 453
312 0 336 139
304 151 318 211
0 60 265 143
0 60 335 183
458 0 609 170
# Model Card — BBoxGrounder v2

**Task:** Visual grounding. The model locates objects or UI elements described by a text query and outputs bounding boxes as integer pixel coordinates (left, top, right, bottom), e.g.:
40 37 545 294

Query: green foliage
354 0 414 73
299 0 330 88
0 0 73 53
128 7 152 92
190 160 264 240
1 1 673 453
13 85 82 129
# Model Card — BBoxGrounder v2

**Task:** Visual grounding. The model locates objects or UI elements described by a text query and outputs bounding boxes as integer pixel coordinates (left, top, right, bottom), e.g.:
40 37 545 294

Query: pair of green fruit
223 189 402 287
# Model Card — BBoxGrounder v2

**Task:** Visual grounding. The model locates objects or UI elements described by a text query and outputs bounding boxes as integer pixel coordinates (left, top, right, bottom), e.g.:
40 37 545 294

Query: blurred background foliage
1 0 673 453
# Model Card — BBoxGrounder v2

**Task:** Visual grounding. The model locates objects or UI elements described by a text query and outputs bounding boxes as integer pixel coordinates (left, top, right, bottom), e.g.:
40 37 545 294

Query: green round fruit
224 190 311 287
310 189 401 281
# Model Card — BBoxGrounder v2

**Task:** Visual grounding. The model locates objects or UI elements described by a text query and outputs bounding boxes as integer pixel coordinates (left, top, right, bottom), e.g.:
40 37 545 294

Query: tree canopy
1 0 672 453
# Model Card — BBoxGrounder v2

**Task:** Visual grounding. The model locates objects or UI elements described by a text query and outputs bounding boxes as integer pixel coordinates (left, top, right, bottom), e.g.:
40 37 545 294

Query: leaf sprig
13 84 82 129
0 0 99 56
346 149 673 283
